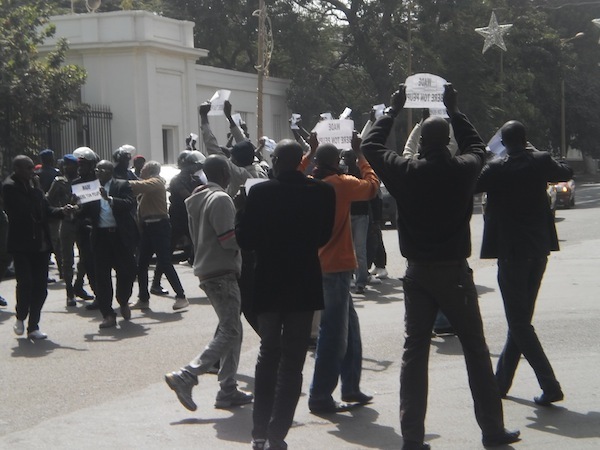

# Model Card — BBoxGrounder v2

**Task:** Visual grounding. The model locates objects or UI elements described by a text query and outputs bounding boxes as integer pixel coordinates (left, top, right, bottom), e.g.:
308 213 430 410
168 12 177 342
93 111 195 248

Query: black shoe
482 429 520 447
66 297 77 307
309 401 356 414
341 392 373 405
99 315 117 329
74 288 94 301
0 296 7 307
402 441 430 450
47 277 57 284
534 390 564 406
85 301 100 310
150 285 169 296
120 304 131 320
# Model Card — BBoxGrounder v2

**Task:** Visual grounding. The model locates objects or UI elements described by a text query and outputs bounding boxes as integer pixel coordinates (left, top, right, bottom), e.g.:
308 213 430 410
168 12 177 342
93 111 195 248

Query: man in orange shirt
308 133 380 414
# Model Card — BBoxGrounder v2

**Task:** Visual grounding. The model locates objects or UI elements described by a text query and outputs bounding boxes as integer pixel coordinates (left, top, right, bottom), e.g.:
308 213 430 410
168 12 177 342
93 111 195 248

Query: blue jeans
309 271 363 407
351 215 369 288
184 273 242 393
138 219 185 300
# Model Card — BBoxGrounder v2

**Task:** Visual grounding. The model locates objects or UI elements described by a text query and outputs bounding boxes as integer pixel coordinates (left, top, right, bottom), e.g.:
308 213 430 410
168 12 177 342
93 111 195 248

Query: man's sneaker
373 268 389 279
165 370 198 411
214 389 254 409
66 297 77 307
130 299 150 310
150 285 169 296
28 330 48 340
0 295 7 306
74 288 94 301
367 275 382 285
13 319 24 336
173 296 189 311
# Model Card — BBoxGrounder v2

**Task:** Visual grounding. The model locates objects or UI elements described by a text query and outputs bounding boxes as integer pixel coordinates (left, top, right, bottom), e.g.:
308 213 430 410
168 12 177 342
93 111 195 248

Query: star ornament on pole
475 12 513 54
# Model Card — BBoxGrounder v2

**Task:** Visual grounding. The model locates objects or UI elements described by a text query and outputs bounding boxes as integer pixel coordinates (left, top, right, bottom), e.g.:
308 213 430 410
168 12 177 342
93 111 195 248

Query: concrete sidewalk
0 234 599 449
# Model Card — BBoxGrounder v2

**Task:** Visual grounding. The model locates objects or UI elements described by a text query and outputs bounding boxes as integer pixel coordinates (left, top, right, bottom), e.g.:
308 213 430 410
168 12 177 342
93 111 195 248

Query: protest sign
312 119 354 150
290 114 301 130
245 178 269 193
404 73 447 109
72 179 102 204
487 128 506 158
231 113 243 128
373 104 386 119
207 89 232 116
339 107 352 120
319 113 333 121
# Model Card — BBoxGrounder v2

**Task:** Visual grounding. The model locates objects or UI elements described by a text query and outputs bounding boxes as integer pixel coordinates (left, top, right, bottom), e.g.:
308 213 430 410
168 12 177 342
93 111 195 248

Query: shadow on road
10 338 88 358
430 335 463 356
354 278 404 304
508 396 600 440
84 320 150 342
170 405 253 444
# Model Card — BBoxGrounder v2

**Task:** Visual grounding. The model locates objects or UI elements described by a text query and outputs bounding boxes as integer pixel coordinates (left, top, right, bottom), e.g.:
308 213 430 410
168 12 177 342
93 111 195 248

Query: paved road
1 185 599 449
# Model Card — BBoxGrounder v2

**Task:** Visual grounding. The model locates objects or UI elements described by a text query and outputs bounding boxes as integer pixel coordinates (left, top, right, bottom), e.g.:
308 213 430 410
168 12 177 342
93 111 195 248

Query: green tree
0 0 87 173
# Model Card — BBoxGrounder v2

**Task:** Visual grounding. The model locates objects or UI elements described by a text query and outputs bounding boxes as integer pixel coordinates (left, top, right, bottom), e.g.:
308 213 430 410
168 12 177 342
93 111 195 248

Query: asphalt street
0 185 599 449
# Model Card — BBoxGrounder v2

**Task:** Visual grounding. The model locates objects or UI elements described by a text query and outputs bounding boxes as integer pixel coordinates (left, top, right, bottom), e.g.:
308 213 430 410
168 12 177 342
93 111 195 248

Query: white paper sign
373 104 386 119
290 113 301 130
72 179 102 204
339 107 352 120
429 108 449 119
208 89 232 116
487 129 506 158
312 119 354 149
319 113 333 121
404 73 447 109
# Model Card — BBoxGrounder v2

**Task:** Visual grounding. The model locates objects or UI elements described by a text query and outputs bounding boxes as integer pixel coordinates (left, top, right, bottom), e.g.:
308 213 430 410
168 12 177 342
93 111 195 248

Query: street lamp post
559 32 584 159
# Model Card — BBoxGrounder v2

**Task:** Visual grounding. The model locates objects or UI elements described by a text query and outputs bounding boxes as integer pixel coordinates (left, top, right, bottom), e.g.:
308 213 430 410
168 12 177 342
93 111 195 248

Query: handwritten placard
312 119 354 150
72 179 101 204
208 89 232 116
404 73 448 109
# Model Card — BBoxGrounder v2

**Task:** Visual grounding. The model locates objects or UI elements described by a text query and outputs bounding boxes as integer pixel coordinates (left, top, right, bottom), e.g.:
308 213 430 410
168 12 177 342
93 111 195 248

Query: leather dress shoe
341 392 373 405
482 429 520 447
74 288 94 301
85 301 100 310
402 441 431 450
99 315 117 329
150 285 169 296
120 304 131 320
309 401 356 414
534 390 564 406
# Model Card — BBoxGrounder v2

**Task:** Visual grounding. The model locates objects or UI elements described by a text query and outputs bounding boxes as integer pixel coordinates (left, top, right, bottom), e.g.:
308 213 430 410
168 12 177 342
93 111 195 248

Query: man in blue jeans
308 132 379 414
165 155 252 411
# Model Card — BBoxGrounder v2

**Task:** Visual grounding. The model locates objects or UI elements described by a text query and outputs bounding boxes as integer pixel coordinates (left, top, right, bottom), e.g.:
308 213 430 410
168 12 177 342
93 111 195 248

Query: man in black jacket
3 155 74 339
236 140 335 450
476 121 572 406
361 84 519 450
77 160 139 329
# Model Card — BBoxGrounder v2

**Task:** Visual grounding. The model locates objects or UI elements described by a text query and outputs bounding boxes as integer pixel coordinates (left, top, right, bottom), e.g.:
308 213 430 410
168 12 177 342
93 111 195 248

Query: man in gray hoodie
164 155 253 411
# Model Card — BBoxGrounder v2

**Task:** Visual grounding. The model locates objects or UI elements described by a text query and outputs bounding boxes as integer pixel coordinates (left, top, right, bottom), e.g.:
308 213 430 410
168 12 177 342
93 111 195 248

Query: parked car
380 183 397 228
550 179 575 209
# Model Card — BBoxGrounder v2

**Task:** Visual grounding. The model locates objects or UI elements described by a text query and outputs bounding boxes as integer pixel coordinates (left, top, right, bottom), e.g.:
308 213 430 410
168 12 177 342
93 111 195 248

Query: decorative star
475 12 513 54
593 18 600 43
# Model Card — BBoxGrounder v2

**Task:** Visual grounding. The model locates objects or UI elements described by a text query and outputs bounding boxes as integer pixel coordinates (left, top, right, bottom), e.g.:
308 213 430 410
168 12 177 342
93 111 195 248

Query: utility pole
256 0 265 140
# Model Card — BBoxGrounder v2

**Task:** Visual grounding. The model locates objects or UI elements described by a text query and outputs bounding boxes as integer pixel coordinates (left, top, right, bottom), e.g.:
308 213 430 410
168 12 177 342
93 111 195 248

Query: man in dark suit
3 155 74 339
236 140 336 450
476 120 572 406
77 159 138 329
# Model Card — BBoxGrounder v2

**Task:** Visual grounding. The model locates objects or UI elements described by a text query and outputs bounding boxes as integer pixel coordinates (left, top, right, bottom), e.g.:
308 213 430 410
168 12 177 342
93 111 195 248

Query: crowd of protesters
0 86 572 450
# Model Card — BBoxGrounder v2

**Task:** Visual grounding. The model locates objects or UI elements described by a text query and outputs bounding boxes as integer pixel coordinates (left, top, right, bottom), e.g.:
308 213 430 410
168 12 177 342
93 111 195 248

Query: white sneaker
367 275 382 285
173 296 189 310
28 330 48 340
13 319 24 336
374 268 389 279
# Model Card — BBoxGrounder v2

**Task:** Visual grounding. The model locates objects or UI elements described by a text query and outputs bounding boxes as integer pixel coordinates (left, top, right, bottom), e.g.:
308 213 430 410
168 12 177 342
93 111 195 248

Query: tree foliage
0 0 87 172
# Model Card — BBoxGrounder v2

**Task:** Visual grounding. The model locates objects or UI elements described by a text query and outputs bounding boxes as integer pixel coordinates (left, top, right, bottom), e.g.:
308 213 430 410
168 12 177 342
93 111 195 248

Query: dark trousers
253 311 313 444
137 219 184 300
153 219 192 285
496 257 561 395
12 251 49 333
239 249 259 334
74 224 96 293
400 260 504 443
93 228 136 318
367 222 386 269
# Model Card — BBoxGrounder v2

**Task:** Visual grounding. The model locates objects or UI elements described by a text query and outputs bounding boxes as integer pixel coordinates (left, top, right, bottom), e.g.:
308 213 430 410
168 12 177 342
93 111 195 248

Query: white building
40 10 290 163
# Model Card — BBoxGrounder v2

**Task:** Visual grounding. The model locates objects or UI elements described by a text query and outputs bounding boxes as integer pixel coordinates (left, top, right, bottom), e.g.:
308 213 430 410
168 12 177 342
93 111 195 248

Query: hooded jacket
185 182 241 281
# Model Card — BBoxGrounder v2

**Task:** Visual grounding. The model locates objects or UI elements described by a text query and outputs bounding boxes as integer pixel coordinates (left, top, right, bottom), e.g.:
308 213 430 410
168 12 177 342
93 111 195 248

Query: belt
98 227 117 233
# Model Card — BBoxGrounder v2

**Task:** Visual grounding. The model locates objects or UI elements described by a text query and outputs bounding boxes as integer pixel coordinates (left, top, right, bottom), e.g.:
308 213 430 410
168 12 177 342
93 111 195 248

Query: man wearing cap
3 155 76 339
129 160 188 311
76 160 139 328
